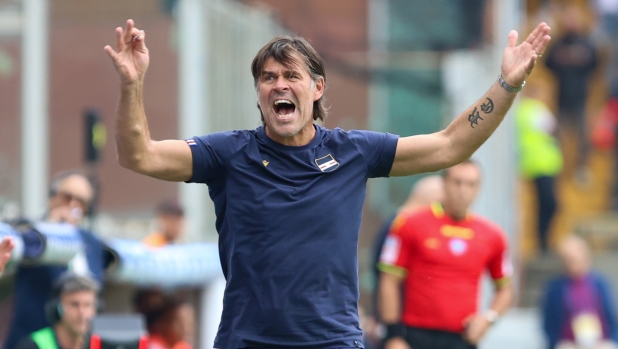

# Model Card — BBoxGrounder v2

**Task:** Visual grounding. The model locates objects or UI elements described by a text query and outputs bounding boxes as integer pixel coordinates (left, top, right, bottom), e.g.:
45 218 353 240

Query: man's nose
273 76 290 91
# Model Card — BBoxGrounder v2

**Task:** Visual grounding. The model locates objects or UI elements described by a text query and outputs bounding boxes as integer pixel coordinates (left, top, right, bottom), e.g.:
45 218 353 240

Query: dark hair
441 159 482 179
251 35 328 122
45 272 100 324
132 289 186 329
48 169 94 202
156 198 184 217
55 272 100 296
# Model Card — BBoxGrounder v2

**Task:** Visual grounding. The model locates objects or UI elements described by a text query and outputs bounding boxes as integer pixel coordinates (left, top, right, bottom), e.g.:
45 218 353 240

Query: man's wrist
483 309 500 325
498 74 525 93
384 323 407 340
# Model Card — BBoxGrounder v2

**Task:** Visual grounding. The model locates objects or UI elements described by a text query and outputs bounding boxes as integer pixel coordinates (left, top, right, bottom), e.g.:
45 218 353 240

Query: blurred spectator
371 175 444 322
378 161 513 349
515 83 563 253
541 235 618 349
14 272 99 349
545 5 599 184
133 289 195 349
592 0 618 86
593 0 618 45
143 199 185 247
3 170 106 349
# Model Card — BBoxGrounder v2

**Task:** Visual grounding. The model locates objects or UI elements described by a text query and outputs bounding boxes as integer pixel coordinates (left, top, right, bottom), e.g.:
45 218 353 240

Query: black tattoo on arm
468 107 483 128
468 98 494 128
481 98 494 113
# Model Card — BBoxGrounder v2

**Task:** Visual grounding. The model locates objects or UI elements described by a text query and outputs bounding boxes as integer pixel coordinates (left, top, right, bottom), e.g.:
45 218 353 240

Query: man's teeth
274 99 293 105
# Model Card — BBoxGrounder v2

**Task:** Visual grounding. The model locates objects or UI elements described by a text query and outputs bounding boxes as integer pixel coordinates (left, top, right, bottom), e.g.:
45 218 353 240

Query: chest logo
449 238 468 256
440 225 474 240
262 160 269 167
315 154 339 172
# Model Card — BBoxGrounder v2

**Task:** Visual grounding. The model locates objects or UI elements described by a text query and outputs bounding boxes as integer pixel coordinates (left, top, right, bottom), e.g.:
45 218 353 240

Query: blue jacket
541 272 618 349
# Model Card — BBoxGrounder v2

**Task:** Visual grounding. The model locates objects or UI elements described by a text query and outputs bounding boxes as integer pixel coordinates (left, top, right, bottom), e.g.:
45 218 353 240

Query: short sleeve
377 213 414 278
346 130 399 178
487 230 513 288
186 131 247 184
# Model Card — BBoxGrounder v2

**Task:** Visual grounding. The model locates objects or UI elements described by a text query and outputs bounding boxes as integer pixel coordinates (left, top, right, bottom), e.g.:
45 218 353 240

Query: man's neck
54 324 84 349
441 202 468 221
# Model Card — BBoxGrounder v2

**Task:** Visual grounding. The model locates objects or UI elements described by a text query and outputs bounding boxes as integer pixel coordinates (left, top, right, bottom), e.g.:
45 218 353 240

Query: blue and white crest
315 154 339 172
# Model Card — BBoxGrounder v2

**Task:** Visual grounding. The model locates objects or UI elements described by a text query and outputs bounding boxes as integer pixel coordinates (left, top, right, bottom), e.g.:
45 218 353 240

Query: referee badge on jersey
315 154 339 172
449 238 468 256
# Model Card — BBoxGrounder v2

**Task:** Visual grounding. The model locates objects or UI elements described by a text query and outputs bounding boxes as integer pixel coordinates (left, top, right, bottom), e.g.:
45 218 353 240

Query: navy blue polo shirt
188 125 398 349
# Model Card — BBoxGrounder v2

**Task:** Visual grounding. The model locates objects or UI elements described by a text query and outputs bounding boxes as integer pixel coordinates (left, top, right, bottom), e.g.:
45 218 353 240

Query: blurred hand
104 19 150 85
462 313 492 345
384 337 411 349
0 237 15 275
501 22 551 87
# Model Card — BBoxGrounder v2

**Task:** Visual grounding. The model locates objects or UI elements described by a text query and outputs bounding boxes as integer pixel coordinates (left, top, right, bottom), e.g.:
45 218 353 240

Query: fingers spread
524 24 540 44
115 27 125 53
104 45 120 63
123 19 135 45
534 34 551 55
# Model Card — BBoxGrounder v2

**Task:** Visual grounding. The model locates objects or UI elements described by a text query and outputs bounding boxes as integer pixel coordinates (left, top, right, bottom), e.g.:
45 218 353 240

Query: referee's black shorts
402 326 476 349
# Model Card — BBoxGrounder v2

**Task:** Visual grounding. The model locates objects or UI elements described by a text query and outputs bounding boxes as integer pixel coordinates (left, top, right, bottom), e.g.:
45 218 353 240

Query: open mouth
273 99 296 117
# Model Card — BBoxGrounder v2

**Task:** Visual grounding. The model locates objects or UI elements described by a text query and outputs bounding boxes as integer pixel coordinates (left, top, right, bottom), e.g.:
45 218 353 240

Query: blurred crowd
0 170 197 349
359 1 618 349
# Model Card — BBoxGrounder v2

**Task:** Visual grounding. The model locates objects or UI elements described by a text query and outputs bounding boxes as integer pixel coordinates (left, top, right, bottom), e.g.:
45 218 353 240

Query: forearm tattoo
468 98 494 128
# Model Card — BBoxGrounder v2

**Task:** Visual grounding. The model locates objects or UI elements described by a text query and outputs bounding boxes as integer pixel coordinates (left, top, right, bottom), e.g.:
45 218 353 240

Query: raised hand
104 19 149 85
501 22 551 87
0 237 15 276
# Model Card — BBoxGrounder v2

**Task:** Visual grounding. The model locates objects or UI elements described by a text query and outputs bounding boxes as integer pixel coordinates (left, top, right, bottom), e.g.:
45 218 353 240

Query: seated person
15 272 99 349
541 235 618 349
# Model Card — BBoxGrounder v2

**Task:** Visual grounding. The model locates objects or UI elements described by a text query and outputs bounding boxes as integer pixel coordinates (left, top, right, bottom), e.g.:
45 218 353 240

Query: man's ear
312 77 325 101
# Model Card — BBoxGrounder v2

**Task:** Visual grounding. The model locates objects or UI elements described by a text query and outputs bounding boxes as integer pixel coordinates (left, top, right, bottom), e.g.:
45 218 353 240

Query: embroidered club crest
315 154 339 172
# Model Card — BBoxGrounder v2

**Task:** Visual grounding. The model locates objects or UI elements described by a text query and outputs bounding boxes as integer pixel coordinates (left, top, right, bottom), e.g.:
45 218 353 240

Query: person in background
378 161 514 349
3 170 105 349
143 199 185 247
515 82 563 253
14 272 99 349
541 235 618 349
371 175 444 322
133 289 195 349
545 4 599 184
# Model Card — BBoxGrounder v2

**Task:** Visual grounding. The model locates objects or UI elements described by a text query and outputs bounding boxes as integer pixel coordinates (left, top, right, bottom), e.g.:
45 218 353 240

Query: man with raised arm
104 20 550 349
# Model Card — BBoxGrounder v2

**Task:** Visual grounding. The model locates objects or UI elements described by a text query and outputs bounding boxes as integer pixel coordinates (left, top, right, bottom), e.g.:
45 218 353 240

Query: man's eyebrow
261 69 277 77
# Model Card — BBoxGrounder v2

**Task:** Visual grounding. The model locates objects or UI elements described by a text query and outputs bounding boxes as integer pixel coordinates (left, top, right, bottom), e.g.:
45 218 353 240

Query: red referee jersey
378 203 512 333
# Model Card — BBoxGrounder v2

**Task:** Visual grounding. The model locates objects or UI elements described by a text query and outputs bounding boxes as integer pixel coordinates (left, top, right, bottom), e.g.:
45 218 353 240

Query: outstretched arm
104 20 192 182
0 237 15 276
390 23 551 176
